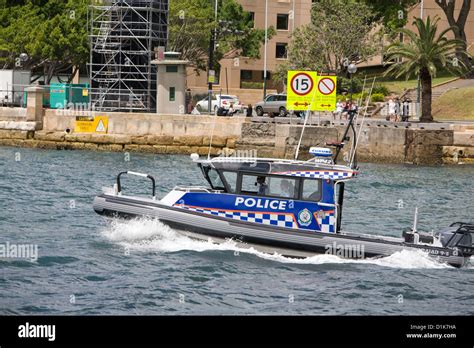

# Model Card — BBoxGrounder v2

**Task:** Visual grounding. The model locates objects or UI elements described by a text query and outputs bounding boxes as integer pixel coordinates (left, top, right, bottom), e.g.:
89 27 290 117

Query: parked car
196 94 242 113
255 94 306 117
255 94 289 117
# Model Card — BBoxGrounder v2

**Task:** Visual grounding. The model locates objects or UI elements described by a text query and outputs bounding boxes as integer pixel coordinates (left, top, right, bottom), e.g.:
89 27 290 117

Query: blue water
0 147 473 315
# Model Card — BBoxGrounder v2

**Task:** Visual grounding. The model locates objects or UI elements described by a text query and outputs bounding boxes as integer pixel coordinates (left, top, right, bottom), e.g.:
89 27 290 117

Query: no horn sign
318 78 335 95
287 71 337 112
314 76 337 111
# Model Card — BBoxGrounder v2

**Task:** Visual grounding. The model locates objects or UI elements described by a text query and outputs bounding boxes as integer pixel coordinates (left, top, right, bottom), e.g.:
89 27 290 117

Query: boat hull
93 194 470 267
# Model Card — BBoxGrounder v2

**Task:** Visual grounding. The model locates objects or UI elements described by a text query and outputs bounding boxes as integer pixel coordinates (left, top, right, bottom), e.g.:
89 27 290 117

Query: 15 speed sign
287 71 318 111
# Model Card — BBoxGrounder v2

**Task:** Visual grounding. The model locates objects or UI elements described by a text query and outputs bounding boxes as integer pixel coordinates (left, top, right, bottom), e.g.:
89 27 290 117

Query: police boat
93 114 473 268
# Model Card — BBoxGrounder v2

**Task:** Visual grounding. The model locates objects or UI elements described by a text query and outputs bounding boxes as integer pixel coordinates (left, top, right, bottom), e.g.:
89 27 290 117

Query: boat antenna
413 207 419 233
350 77 376 168
295 74 321 160
207 99 218 161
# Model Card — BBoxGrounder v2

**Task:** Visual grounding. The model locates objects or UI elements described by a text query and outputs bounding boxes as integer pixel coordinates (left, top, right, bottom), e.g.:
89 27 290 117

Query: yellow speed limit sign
287 71 318 111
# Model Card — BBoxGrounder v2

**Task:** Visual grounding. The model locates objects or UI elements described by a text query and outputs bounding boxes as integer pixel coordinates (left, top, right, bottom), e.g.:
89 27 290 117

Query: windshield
201 165 225 191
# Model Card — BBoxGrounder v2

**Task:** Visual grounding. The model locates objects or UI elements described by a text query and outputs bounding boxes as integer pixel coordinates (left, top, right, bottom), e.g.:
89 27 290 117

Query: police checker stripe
175 205 298 229
275 170 355 180
315 211 336 233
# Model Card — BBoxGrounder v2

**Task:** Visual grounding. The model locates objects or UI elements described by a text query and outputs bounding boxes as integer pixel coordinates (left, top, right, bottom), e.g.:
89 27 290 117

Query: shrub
337 76 364 94
371 93 385 102
372 85 390 96
241 81 264 89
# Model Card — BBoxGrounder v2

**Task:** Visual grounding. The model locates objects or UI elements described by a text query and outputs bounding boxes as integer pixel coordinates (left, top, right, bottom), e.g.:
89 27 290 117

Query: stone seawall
1 105 474 164
235 122 474 165
0 130 237 156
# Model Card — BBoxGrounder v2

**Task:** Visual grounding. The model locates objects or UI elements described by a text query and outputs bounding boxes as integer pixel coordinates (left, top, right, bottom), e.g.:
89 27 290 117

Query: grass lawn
382 76 457 94
432 86 474 121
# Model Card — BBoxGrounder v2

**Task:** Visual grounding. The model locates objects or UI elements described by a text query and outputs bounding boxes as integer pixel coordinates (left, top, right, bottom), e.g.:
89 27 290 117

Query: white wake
101 218 458 269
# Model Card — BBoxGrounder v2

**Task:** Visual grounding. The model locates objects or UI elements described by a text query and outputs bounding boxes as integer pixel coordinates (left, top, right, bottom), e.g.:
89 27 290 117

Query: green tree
274 0 377 83
168 0 273 72
384 17 467 122
434 0 472 75
362 0 418 35
0 0 89 83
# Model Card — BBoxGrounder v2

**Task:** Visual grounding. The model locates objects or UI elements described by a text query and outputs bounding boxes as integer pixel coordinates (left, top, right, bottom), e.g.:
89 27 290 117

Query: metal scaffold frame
89 0 168 112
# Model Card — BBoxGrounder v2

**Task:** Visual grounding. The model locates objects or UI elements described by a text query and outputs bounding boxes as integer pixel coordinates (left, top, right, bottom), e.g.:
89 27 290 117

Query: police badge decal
298 208 313 227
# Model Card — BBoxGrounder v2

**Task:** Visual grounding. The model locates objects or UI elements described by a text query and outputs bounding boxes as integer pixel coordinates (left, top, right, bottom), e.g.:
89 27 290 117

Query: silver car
255 94 288 117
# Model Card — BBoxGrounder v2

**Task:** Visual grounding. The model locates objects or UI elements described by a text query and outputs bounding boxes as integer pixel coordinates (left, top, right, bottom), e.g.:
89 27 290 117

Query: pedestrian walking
402 98 410 122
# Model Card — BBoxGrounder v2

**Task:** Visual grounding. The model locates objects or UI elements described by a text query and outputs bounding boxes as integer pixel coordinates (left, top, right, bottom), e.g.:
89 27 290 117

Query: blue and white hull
93 188 471 268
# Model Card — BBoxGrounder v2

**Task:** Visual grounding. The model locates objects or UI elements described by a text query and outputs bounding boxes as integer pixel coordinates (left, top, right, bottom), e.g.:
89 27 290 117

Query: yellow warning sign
314 76 337 112
287 71 318 111
75 116 109 133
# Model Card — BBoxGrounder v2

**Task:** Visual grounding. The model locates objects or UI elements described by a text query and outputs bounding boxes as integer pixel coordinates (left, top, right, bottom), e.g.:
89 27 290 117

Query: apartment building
186 0 473 100
186 0 313 97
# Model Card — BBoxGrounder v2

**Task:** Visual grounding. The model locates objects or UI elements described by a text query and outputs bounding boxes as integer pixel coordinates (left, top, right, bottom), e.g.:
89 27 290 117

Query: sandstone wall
1 106 474 164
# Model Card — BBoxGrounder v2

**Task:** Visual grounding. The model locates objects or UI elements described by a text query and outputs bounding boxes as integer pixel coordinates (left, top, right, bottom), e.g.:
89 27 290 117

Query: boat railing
205 156 354 172
117 171 157 200
173 186 223 194
318 202 336 208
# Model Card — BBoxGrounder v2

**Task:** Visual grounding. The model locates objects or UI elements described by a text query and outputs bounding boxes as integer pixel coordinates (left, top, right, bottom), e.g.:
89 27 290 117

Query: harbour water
0 147 473 315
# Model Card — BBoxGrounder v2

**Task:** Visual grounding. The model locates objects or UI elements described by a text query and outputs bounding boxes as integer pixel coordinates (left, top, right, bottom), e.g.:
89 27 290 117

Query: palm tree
384 16 467 122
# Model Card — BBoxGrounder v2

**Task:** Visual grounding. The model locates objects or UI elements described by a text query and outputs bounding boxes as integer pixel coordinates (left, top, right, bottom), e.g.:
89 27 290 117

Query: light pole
334 63 358 163
263 0 268 99
348 63 357 105
207 0 218 114
416 0 424 120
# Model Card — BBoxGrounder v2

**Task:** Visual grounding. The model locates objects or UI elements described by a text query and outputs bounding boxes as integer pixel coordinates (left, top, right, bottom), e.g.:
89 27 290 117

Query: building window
277 14 289 30
169 87 176 102
248 12 255 28
166 65 178 73
241 70 253 80
276 43 288 59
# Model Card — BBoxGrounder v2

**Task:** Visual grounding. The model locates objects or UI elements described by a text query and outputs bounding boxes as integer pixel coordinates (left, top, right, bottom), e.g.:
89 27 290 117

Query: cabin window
301 179 322 201
222 171 238 193
241 174 262 195
240 174 298 199
267 177 297 199
203 167 225 191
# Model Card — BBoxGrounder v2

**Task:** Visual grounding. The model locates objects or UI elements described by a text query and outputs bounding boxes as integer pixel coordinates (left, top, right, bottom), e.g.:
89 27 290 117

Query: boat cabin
169 150 358 234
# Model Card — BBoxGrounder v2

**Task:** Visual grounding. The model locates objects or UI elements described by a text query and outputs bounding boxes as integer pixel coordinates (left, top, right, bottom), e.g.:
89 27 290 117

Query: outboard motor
402 229 434 244
439 223 474 255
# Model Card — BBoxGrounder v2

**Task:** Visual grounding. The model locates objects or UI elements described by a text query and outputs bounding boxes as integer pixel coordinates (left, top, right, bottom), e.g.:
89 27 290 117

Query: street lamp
348 63 357 104
19 53 29 64
263 0 268 100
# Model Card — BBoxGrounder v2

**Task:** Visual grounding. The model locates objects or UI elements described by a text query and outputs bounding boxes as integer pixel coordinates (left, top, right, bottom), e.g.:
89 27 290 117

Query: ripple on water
36 256 79 265
1 147 474 315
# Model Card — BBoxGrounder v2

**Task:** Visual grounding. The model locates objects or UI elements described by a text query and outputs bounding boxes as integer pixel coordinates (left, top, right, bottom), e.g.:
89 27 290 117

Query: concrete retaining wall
1 103 474 164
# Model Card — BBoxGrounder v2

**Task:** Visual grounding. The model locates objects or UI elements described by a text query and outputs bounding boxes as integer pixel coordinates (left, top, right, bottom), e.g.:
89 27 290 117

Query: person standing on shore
402 98 410 122
394 98 401 122
388 99 395 121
